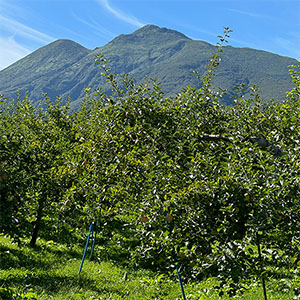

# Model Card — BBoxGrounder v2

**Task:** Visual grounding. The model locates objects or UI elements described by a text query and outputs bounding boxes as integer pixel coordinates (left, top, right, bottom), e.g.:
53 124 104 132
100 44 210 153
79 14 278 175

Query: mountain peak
133 24 190 39
109 24 190 46
44 39 89 52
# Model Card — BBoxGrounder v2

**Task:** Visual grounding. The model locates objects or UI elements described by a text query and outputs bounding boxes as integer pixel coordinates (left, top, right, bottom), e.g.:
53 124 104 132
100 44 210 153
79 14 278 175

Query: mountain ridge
0 24 297 106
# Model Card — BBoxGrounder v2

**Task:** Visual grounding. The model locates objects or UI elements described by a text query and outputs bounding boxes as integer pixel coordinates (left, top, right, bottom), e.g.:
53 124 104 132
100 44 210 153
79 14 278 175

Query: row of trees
1 30 300 295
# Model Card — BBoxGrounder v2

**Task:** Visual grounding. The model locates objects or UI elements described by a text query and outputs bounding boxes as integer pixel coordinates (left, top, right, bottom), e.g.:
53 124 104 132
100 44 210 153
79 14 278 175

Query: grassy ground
0 234 297 300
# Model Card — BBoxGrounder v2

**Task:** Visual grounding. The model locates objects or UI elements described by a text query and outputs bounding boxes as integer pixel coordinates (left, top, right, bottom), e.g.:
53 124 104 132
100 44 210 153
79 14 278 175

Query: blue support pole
164 210 186 300
176 264 187 300
90 222 96 259
164 210 168 225
78 222 93 274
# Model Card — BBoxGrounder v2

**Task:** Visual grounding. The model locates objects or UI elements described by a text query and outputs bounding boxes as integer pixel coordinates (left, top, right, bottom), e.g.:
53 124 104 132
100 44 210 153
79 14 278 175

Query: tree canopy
1 30 300 296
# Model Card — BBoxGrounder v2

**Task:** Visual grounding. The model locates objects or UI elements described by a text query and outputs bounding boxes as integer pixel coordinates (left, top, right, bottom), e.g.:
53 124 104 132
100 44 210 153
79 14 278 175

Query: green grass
0 234 297 299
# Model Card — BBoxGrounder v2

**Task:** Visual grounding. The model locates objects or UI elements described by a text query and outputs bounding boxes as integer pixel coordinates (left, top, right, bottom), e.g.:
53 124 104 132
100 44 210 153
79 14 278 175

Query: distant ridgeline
0 24 297 108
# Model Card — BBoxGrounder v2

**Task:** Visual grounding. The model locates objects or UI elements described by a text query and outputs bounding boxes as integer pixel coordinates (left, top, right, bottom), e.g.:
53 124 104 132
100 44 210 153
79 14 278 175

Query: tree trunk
30 202 43 247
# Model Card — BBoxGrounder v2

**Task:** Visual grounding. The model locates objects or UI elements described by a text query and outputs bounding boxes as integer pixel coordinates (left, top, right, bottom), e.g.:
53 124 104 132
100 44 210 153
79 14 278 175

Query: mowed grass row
0 235 296 299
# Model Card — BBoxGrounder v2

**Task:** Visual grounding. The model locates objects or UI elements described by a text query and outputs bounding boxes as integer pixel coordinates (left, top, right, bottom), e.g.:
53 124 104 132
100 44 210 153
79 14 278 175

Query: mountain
0 24 297 107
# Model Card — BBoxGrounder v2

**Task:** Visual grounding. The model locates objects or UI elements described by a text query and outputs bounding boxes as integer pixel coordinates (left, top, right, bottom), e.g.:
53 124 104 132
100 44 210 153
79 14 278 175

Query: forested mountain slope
0 25 297 106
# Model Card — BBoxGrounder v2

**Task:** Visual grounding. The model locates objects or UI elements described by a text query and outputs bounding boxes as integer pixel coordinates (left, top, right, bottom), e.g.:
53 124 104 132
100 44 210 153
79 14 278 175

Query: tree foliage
1 29 300 295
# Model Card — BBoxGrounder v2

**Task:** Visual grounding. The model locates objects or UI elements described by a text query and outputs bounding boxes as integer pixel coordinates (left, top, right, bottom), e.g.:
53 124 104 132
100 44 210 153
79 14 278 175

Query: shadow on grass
0 235 133 298
0 272 129 298
0 242 82 271
0 246 52 271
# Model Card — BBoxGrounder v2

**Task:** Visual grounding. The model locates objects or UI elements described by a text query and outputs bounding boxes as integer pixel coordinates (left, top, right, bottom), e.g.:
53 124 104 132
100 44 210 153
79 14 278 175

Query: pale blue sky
0 0 299 70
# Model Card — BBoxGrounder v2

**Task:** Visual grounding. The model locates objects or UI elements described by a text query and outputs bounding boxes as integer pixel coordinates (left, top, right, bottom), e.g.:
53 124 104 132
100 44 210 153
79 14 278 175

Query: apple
141 215 149 223
157 257 164 264
166 213 173 222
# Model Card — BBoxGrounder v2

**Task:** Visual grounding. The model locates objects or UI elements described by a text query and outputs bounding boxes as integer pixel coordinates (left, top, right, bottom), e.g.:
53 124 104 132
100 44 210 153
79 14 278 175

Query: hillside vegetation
0 25 297 107
1 30 300 299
